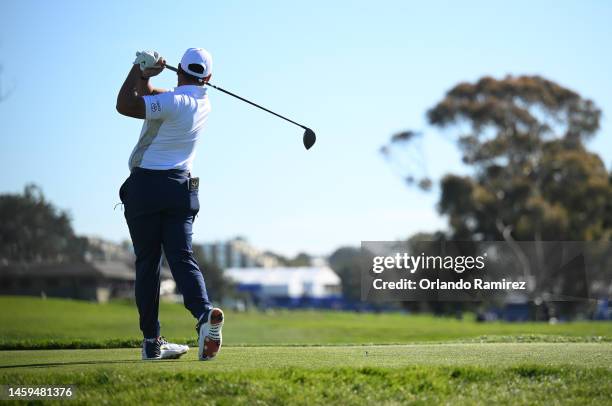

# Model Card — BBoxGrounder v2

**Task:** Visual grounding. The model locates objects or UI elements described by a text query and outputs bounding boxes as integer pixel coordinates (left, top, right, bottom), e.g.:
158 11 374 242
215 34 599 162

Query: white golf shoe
142 336 189 360
197 308 224 361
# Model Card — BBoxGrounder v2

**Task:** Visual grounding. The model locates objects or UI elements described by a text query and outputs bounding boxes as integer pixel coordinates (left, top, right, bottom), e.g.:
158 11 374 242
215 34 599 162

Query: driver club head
303 128 316 150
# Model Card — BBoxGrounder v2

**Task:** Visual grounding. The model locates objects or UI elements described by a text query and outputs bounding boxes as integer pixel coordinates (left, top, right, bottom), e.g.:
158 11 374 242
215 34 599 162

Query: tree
262 251 313 267
328 246 364 302
383 75 612 297
428 76 608 241
287 252 312 267
0 184 87 262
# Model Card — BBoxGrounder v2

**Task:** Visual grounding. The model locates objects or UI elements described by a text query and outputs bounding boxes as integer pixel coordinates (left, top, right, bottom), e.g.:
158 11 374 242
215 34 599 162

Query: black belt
131 167 191 177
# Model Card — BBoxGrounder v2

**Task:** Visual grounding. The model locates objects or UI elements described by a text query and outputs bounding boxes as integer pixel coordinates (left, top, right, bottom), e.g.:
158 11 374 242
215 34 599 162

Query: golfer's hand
134 50 164 75
142 57 166 79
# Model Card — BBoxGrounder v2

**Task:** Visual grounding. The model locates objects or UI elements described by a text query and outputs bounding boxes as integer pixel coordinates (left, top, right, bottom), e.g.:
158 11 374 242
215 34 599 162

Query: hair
178 64 206 85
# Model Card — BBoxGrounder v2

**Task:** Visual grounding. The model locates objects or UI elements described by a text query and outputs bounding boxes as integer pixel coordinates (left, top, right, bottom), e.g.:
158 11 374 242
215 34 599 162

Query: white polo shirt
128 85 211 171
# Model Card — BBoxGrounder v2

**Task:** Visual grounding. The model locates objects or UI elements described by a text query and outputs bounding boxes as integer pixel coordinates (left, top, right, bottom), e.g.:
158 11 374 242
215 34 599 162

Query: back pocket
189 189 200 214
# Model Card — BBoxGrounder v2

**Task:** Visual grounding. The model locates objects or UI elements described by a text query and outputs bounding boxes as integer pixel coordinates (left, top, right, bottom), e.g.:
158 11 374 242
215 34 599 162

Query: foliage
328 246 364 301
264 250 314 267
385 75 611 241
383 76 612 297
436 76 610 240
0 184 87 262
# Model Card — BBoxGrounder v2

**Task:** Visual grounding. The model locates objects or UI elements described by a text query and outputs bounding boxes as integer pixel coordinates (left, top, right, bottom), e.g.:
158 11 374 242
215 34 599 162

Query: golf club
164 64 316 150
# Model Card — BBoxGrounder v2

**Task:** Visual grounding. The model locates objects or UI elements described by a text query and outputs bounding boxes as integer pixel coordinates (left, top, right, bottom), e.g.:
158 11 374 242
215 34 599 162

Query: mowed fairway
1 344 611 404
1 297 611 404
1 297 610 349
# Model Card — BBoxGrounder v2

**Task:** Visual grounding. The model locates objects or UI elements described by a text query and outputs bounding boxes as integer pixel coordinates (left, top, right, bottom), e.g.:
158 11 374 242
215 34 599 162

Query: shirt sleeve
143 92 180 120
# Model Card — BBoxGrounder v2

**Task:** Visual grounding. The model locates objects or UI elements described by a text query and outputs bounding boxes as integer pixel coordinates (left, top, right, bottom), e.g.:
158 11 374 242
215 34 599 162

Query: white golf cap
179 47 213 79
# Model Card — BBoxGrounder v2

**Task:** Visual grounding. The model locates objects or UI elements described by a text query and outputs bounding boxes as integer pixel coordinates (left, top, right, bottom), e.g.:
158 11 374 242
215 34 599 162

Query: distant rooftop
1 260 172 281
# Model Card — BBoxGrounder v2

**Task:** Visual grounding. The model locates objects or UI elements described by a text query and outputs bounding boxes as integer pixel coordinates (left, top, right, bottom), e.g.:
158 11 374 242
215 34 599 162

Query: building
0 261 175 303
84 236 133 263
200 237 280 269
0 237 175 302
225 266 343 308
2 261 130 302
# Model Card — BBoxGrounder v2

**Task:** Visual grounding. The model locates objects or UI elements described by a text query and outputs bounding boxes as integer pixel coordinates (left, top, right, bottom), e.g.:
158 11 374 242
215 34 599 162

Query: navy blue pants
119 168 211 338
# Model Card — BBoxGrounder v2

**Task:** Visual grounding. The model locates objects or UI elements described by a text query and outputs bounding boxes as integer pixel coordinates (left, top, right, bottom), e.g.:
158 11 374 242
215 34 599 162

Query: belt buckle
189 177 200 191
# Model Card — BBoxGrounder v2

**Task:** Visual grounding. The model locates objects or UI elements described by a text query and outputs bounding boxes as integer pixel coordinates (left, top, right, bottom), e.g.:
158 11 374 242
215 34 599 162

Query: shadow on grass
0 359 199 370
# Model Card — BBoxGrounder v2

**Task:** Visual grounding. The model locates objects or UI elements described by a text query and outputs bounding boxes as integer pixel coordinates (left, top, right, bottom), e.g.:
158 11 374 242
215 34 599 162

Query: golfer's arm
116 65 146 119
135 76 167 96
143 83 167 96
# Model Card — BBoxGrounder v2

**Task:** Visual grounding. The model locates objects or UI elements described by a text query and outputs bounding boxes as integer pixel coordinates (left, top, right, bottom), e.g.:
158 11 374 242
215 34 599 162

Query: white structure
201 238 280 269
225 267 342 299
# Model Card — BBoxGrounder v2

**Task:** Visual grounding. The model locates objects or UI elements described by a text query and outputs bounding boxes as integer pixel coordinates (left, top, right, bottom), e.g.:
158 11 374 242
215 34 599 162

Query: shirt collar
174 85 207 97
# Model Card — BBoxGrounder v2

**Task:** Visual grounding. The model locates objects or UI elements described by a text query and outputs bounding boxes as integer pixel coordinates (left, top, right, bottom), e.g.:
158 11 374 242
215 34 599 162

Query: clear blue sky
1 1 611 257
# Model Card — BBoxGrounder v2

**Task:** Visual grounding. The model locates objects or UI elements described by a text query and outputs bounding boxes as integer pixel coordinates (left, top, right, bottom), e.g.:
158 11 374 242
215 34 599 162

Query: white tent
225 267 341 299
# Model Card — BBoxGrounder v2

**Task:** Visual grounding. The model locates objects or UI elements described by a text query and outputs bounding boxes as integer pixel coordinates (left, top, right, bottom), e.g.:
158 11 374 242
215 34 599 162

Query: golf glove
133 50 161 71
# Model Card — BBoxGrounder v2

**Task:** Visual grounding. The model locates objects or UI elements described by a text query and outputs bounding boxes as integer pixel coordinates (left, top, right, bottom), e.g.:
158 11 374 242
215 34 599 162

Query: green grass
1 344 611 404
1 297 610 349
1 296 611 404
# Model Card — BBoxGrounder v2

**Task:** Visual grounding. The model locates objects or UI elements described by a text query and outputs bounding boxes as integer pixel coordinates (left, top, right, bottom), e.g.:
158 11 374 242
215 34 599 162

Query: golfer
116 48 223 361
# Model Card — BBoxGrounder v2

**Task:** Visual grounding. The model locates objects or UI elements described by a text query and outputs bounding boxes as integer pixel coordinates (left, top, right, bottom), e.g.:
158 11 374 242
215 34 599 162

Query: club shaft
165 64 306 130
